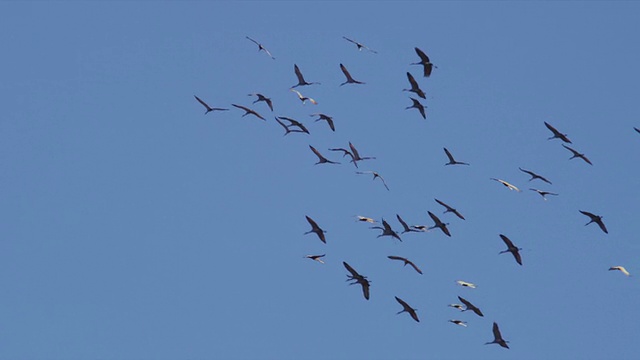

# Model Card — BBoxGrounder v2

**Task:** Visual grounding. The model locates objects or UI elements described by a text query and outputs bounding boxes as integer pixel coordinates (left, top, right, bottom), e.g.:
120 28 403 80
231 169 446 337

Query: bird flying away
579 210 608 234
304 215 326 243
519 167 552 184
342 36 378 53
411 47 437 77
343 262 370 300
449 320 468 327
231 104 266 121
405 97 426 119
246 36 275 59
544 121 572 143
562 144 593 165
395 296 420 322
194 95 229 114
434 198 465 220
388 255 423 274
485 322 510 349
499 234 523 266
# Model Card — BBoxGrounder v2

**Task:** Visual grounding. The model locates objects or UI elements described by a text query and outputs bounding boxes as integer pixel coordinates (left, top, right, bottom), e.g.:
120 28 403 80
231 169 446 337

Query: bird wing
194 95 211 110
305 215 319 230
408 260 423 274
492 322 502 341
245 36 259 46
388 255 406 262
435 198 452 211
443 148 456 163
457 296 472 308
378 175 390 191
309 145 328 161
343 261 360 277
396 214 411 232
406 72 419 90
348 142 361 159
361 280 370 300
544 121 560 135
293 64 305 84
513 249 523 265
340 63 353 81
265 98 273 111
596 219 608 234
579 210 596 219
499 234 515 248
342 36 357 45
414 47 429 63
427 211 442 226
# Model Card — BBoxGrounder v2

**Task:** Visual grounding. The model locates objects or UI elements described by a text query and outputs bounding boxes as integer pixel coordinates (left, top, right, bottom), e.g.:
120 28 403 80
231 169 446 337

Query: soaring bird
248 93 273 111
395 296 420 322
529 188 558 200
194 95 229 114
519 167 552 184
231 104 266 121
609 266 630 276
405 97 426 119
309 145 340 165
499 234 522 266
275 117 307 136
411 47 437 77
456 280 476 289
292 64 320 88
276 116 309 134
458 296 484 317
448 303 465 311
310 113 336 132
304 216 326 243
434 198 465 220
355 215 377 223
403 72 426 99
444 148 470 166
290 88 318 105
370 218 402 242
328 147 354 161
245 36 275 59
427 211 451 237
356 171 389 191
304 254 326 264
343 261 370 300
449 320 468 327
349 142 376 167
485 322 509 349
562 144 593 165
339 64 365 86
490 178 521 192
544 121 572 143
388 255 423 274
396 214 421 234
579 210 608 234
342 36 378 53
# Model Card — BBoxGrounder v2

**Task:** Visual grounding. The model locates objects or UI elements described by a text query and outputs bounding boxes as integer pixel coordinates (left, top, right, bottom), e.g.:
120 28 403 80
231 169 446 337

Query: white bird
246 36 275 59
456 280 476 289
290 88 318 105
304 254 325 264
609 266 630 276
490 178 521 192
343 36 378 53
449 320 468 327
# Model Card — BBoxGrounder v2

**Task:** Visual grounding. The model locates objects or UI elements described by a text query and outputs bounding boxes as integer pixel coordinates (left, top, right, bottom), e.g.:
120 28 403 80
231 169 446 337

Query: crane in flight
403 72 426 99
529 188 558 200
310 113 336 132
396 214 421 234
434 198 465 220
562 144 593 165
405 97 426 119
490 178 521 192
348 142 376 168
356 171 389 191
292 64 320 88
304 216 326 244
444 148 470 166
427 211 451 237
275 117 307 136
343 262 370 300
276 116 309 134
388 255 423 274
449 320 467 327
579 210 608 234
339 64 365 86
245 36 275 59
456 280 476 289
544 121 572 143
342 36 378 53
304 254 325 264
485 322 510 349
194 95 229 114
231 104 266 121
609 266 630 276
395 296 420 322
411 47 437 77
458 296 484 317
370 218 402 242
248 93 273 111
518 167 552 184
290 88 318 105
309 145 340 165
499 234 522 265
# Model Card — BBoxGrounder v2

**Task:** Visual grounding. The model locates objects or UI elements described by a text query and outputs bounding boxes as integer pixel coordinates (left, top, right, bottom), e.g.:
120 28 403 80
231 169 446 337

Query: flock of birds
194 35 636 351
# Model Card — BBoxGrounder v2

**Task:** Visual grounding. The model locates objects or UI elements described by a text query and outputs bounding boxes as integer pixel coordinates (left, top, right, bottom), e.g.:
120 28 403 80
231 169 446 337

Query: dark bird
276 116 309 134
356 171 389 191
194 95 229 114
519 167 552 184
328 147 354 160
434 198 465 220
309 145 340 165
544 121 572 143
490 178 521 192
427 211 451 237
562 144 593 165
485 322 509 349
579 210 608 234
499 234 522 266
370 218 402 242
342 36 378 53
290 88 318 105
248 93 273 111
304 254 325 264
395 296 420 322
411 47 437 77
349 142 376 168
310 113 336 132
405 97 426 119
388 255 423 274
304 216 326 243
339 63 365 86
403 72 426 99
529 188 558 200
292 64 320 88
231 104 266 121
245 36 275 59
343 261 370 300
444 148 470 166
458 296 484 317
274 117 305 136
449 320 468 327
396 214 421 234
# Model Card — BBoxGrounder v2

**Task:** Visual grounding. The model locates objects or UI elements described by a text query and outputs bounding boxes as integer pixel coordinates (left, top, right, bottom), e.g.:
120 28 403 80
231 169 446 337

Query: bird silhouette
304 216 326 243
396 214 421 234
519 167 552 184
544 121 572 143
403 72 426 99
529 188 558 200
339 63 365 86
490 178 521 192
609 266 630 276
328 147 354 161
276 116 309 134
248 93 273 111
194 95 229 114
499 234 522 265
458 296 484 317
444 148 470 166
388 255 423 274
370 218 402 241
245 36 275 59
411 47 437 77
427 211 451 237
405 97 427 119
310 113 336 132
449 320 468 327
434 198 465 220
356 171 389 191
290 88 318 105
275 117 307 136
304 254 326 264
309 145 340 165
292 64 320 88
579 210 608 234
456 280 476 289
342 36 378 53
485 322 509 349
348 142 376 168
343 261 370 300
562 144 593 165
395 296 420 322
231 104 266 121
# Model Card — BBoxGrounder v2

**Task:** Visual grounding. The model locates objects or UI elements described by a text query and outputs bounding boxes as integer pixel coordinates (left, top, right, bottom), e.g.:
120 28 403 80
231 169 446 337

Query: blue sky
1 2 639 359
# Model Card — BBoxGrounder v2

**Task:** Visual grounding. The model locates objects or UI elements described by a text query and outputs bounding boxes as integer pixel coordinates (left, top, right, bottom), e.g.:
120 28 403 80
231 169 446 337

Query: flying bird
458 296 484 317
304 254 326 264
448 304 465 311
388 255 423 274
309 145 340 165
444 148 470 166
562 144 593 165
396 214 421 234
544 121 572 143
434 198 465 220
410 225 430 232
290 88 318 105
349 142 376 167
485 322 509 349
343 261 370 300
339 63 365 86
292 64 320 88
456 280 476 289
328 147 354 161
529 188 558 200
405 97 426 119
248 93 273 111
275 117 306 136
403 72 426 99
304 216 326 243
342 36 378 53
519 167 552 184
276 116 309 134
356 171 389 191
411 47 437 77
310 113 336 132
245 36 275 59
194 95 229 114
579 210 608 234
449 320 468 327
395 296 420 322
427 211 451 237
609 266 630 276
355 215 377 223
499 234 522 265
231 104 266 121
370 218 402 242
490 178 521 192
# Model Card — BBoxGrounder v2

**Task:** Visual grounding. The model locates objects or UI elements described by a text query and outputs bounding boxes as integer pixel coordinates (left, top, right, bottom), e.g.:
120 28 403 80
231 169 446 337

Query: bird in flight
405 97 426 119
485 322 510 349
396 214 421 234
519 167 552 184
343 261 370 300
403 72 426 99
292 64 320 88
348 142 376 168
395 296 420 322
448 303 465 311
310 113 336 132
444 148 470 166
529 188 559 200
275 117 307 136
231 104 266 121
356 171 389 191
499 234 522 266
456 280 476 289
342 36 378 53
290 88 318 105
458 296 484 317
427 211 451 237
449 320 468 327
370 218 402 242
245 36 275 59
355 215 377 223
562 144 593 165
411 47 437 77
194 95 229 114
276 116 309 134
490 178 521 192
309 145 340 165
544 121 572 143
339 64 365 86
248 93 273 111
579 210 608 234
304 254 326 264
304 216 326 243
609 266 630 276
434 198 465 220
388 255 423 274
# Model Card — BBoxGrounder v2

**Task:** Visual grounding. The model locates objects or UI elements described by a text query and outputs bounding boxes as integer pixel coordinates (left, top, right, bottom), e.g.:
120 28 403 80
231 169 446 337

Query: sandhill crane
304 254 326 264
411 225 430 232
248 93 273 111
609 266 630 276
395 296 420 322
449 320 468 327
434 198 465 220
246 36 275 59
276 116 309 134
529 188 558 200
544 121 572 143
411 47 437 77
485 322 509 349
349 142 376 167
388 255 423 274
490 178 521 192
403 72 426 99
290 88 318 105
339 63 365 86
231 104 266 121
448 303 465 311
396 214 420 234
304 215 326 243
194 95 229 114
342 36 378 53
292 64 320 88
458 296 484 317
405 97 426 119
355 215 377 223
328 147 355 162
309 145 340 165
427 211 451 237
519 167 552 184
499 234 522 266
310 113 335 132
356 171 389 191
562 144 593 165
275 117 306 136
579 210 608 234
343 261 370 300
444 148 469 166
456 280 476 289
370 218 402 242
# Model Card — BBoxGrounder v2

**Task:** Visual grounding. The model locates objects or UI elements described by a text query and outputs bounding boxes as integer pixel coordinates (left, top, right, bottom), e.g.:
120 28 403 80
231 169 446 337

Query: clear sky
1 2 639 359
